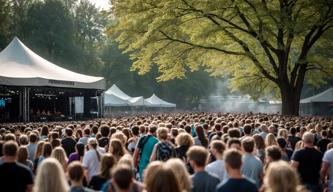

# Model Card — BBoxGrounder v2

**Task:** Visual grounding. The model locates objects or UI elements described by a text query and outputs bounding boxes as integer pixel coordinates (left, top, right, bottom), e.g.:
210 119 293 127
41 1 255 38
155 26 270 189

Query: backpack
156 142 175 161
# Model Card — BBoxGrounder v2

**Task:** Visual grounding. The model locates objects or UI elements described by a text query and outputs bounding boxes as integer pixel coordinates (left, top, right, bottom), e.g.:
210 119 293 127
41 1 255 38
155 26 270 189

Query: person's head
186 146 208 169
111 132 127 145
224 149 242 174
109 139 126 159
35 141 45 159
243 124 252 135
100 125 110 137
19 134 29 145
165 158 192 192
227 138 241 150
41 126 49 136
118 154 134 170
261 124 268 132
278 129 288 139
210 140 226 157
100 154 117 179
290 127 297 136
75 142 85 158
83 128 90 136
17 145 29 163
265 145 282 163
253 134 265 150
3 141 18 158
241 137 255 153
302 132 315 146
34 158 69 192
65 128 73 137
148 125 157 134
264 161 306 192
157 127 169 140
112 164 133 191
175 132 193 148
277 137 287 149
68 161 85 184
42 142 52 157
195 125 208 147
131 126 139 136
265 133 277 147
144 163 182 192
51 147 68 171
321 130 328 138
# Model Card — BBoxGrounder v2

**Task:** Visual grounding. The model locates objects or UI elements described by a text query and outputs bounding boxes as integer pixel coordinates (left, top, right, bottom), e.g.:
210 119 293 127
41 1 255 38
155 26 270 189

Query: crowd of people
0 112 332 192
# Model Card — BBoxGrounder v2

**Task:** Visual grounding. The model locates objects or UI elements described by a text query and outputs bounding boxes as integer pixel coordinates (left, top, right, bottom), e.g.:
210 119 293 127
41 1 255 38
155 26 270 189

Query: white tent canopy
104 84 145 107
0 37 104 89
145 94 176 108
300 88 333 103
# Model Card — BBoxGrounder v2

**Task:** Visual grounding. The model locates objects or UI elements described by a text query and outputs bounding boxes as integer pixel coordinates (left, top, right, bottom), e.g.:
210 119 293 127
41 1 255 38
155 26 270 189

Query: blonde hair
51 147 68 171
157 127 169 140
265 133 277 147
175 132 194 147
295 140 304 151
278 129 288 140
111 132 128 145
165 158 192 192
33 158 69 192
264 160 307 192
34 141 45 159
118 154 134 169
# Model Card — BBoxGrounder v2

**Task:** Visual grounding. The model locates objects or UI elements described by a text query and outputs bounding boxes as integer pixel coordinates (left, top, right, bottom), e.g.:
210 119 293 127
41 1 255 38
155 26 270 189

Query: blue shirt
241 154 263 187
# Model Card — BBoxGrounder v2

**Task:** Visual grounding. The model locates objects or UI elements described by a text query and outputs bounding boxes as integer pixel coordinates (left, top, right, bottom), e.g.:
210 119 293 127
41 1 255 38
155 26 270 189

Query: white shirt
205 159 228 181
82 149 101 182
323 149 333 191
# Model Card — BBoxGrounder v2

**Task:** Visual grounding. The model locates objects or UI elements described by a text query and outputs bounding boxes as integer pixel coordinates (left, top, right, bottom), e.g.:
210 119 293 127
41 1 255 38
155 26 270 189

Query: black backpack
156 142 175 161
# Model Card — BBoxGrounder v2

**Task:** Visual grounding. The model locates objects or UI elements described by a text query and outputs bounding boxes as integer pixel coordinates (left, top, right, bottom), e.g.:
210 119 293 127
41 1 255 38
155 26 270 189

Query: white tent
145 94 176 108
104 84 145 107
0 37 104 89
300 88 333 103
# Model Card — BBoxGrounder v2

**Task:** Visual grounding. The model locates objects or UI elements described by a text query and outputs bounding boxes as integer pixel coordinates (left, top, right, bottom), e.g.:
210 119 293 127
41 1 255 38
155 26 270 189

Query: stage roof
0 37 105 90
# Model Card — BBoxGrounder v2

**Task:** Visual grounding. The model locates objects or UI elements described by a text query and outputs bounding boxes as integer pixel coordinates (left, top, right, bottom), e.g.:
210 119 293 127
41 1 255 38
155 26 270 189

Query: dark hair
290 127 297 136
41 126 49 136
51 139 61 149
65 128 73 137
112 164 133 190
42 142 52 157
210 140 226 154
195 126 208 148
186 146 208 167
227 138 241 148
277 137 287 148
83 128 91 135
184 126 191 134
3 141 18 156
243 124 252 135
68 161 84 181
100 154 117 179
266 145 282 161
228 128 241 138
29 133 38 143
242 137 255 153
92 126 99 134
131 126 139 136
224 149 242 169
100 125 110 137
76 143 85 158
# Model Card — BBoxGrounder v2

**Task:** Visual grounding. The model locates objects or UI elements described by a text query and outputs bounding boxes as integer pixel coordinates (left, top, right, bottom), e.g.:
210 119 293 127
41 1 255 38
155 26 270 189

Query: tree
109 0 333 115
0 0 11 48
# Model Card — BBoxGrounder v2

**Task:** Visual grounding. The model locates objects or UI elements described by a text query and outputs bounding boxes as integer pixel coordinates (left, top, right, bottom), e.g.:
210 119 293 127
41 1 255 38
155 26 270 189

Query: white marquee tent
0 37 104 89
104 84 145 107
145 94 176 108
300 88 333 103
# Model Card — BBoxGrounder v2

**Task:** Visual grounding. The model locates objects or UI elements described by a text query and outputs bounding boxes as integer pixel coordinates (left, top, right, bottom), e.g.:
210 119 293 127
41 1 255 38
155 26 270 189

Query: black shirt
0 162 34 192
216 178 258 192
317 138 331 154
292 147 323 185
288 135 301 150
61 137 77 157
89 175 107 191
98 137 109 148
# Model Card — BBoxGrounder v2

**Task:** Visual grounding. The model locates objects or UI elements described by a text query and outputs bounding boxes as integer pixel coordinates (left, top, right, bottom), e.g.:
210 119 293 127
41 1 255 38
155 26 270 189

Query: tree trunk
280 84 301 116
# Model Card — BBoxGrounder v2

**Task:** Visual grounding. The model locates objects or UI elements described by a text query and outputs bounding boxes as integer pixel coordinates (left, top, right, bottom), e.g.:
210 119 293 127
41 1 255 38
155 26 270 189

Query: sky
89 0 110 9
